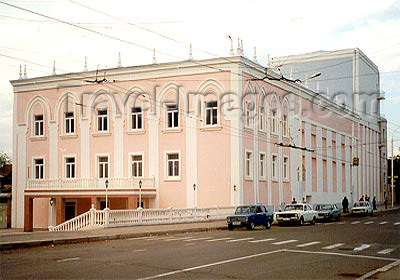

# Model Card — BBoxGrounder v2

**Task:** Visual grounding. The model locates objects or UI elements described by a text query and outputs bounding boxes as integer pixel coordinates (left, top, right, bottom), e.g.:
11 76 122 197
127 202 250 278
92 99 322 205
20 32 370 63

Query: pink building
11 55 384 231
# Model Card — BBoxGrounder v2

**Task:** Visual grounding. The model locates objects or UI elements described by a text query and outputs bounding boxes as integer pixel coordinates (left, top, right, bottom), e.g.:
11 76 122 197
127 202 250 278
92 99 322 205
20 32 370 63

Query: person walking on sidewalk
384 197 388 209
342 196 349 213
372 197 377 210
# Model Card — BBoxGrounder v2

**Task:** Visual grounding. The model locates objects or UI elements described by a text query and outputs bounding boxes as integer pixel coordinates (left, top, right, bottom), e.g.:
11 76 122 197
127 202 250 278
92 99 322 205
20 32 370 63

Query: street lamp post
105 179 109 209
138 179 142 209
193 184 197 207
391 127 399 208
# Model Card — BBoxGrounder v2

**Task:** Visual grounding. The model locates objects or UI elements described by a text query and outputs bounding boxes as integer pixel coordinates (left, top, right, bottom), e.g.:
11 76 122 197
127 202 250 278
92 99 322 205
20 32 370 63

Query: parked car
226 205 274 230
351 201 373 216
315 204 341 221
275 203 317 226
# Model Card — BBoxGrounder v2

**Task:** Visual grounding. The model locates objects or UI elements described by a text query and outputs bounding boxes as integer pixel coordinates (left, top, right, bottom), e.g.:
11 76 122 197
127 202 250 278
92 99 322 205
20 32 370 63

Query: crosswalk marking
296 241 321 248
184 237 212 242
272 240 298 245
206 237 233 242
379 221 388 225
351 221 360 224
164 237 192 241
249 238 275 243
354 244 371 251
394 222 400 226
227 238 254 243
364 221 374 224
377 248 395 255
322 243 344 250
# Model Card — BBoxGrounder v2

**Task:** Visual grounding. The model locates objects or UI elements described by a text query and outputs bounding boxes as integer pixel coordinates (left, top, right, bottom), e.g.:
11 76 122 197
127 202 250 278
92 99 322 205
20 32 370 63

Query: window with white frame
272 155 278 180
205 101 218 126
97 109 108 132
271 111 277 134
166 104 179 128
283 156 289 180
98 156 109 178
259 107 265 131
34 115 44 136
259 153 266 179
64 112 75 134
282 114 288 137
131 107 143 130
131 154 143 177
167 153 179 178
65 157 75 178
245 151 253 178
34 158 44 179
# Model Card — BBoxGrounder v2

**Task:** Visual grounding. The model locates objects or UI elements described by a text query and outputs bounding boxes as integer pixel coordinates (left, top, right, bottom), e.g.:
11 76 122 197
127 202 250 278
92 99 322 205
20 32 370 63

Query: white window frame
64 155 76 179
33 114 44 136
97 154 109 178
283 156 289 181
282 114 288 137
245 150 253 179
272 154 278 181
97 108 109 132
259 152 266 180
64 111 75 135
129 152 144 178
271 110 277 135
32 157 45 180
259 107 265 132
130 107 143 131
165 104 179 129
165 151 181 180
205 100 218 126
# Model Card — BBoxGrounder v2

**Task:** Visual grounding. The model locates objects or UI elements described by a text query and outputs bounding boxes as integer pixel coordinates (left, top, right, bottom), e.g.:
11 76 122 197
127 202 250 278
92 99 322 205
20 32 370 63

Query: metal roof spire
253 47 257 62
23 64 27 79
152 48 157 64
84 56 88 71
18 65 22 79
117 52 122 67
189 43 193 60
52 60 56 75
229 36 234 55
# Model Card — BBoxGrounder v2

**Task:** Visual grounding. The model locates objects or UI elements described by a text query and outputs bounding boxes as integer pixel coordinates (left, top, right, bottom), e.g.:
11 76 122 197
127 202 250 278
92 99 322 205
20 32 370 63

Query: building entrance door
64 201 76 221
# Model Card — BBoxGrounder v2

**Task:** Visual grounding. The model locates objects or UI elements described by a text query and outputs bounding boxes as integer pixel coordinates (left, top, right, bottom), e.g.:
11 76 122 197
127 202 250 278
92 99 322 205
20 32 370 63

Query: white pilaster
48 121 58 178
336 133 342 195
316 126 323 193
80 119 90 178
253 111 259 204
113 116 123 177
266 108 272 205
345 136 351 196
15 125 27 228
185 111 197 207
148 114 160 208
305 122 312 194
326 130 333 193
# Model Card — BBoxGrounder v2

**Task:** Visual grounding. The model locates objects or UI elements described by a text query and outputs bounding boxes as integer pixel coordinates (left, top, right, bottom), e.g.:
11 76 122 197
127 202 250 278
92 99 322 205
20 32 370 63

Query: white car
351 201 373 216
276 203 318 226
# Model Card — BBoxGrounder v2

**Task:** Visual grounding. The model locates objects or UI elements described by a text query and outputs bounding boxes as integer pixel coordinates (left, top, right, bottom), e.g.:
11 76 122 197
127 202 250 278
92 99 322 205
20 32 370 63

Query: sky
0 0 399 158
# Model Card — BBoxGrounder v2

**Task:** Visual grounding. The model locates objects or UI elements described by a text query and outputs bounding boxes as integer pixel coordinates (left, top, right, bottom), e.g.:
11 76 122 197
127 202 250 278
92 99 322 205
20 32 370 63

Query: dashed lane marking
351 221 361 224
206 237 233 242
249 238 275 243
164 237 192 241
56 257 81 263
354 244 371 251
364 221 374 224
227 238 255 243
127 237 152 241
272 240 298 245
132 249 147 253
296 241 321 248
322 243 345 250
379 221 388 225
394 222 400 226
184 237 212 242
377 248 395 255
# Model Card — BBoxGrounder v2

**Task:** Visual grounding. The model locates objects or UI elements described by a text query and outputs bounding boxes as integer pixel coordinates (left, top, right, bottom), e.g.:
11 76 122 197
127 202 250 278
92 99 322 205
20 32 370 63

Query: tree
0 152 11 169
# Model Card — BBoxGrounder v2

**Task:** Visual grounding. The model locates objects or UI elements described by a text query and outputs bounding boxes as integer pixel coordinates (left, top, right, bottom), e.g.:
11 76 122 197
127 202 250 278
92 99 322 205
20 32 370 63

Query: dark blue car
226 205 274 230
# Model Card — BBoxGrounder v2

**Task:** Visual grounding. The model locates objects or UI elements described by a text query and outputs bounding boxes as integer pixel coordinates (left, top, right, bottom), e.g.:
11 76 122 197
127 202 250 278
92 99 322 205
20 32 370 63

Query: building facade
11 55 385 230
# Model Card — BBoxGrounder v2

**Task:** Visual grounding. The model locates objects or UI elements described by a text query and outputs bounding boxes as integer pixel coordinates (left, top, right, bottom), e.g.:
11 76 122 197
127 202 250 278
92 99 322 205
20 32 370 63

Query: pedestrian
359 195 364 202
342 196 349 213
366 195 370 202
372 197 377 210
292 197 297 204
384 197 388 209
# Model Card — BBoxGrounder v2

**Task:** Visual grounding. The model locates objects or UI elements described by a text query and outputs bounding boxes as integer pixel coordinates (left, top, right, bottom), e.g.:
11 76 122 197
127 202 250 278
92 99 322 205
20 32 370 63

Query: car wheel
299 217 304 226
311 217 316 225
247 222 255 231
265 221 271 229
228 224 234 231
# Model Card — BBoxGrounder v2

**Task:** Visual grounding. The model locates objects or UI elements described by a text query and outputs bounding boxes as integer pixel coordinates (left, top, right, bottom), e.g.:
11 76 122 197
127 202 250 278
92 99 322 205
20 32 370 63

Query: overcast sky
0 0 399 158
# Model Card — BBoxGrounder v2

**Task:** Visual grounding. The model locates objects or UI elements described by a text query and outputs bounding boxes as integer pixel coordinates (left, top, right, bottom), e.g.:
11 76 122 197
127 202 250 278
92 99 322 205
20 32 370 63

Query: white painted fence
49 205 235 231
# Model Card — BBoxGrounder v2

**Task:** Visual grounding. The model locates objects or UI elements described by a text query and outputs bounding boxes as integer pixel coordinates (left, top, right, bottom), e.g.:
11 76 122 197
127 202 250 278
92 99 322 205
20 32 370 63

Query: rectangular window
245 151 253 178
131 155 143 177
259 153 266 179
271 111 277 134
282 115 288 137
131 107 143 130
98 156 109 178
64 112 75 134
272 155 278 180
97 109 108 132
34 115 44 136
283 156 289 180
65 157 75 179
166 105 179 128
205 101 218 126
259 107 265 131
167 153 179 177
34 158 44 179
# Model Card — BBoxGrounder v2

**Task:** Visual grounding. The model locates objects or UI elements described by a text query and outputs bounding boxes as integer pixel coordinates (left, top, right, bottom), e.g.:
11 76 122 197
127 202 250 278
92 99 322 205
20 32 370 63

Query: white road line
338 222 346 225
227 238 254 243
164 237 192 241
322 243 345 250
296 241 321 248
272 240 298 245
56 257 81 263
356 260 400 280
206 237 233 242
127 237 152 241
379 221 388 225
184 237 212 242
377 248 395 255
132 249 147 253
351 221 361 224
364 221 374 224
394 222 400 226
249 238 276 243
354 244 371 251
136 249 284 280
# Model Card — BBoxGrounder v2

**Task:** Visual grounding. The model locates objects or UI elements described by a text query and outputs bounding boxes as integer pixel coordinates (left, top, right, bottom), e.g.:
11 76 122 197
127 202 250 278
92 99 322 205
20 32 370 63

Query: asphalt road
1 210 399 279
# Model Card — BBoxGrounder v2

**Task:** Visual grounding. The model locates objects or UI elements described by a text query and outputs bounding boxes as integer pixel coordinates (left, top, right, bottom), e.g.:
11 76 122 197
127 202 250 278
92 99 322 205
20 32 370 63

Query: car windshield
284 205 304 211
354 202 368 207
316 205 333 210
235 206 256 214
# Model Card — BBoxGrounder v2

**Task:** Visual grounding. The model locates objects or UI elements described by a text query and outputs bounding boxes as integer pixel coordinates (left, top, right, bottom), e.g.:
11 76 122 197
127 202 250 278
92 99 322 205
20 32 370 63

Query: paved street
1 209 399 279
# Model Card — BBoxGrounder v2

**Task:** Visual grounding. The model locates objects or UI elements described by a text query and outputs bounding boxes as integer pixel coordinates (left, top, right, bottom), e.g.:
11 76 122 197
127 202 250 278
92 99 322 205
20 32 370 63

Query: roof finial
84 56 88 71
189 43 193 60
19 65 22 79
23 64 27 79
253 47 257 62
240 39 244 56
237 38 241 55
52 60 56 75
152 48 157 64
229 36 234 55
117 52 122 67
